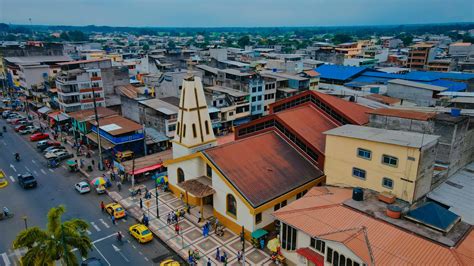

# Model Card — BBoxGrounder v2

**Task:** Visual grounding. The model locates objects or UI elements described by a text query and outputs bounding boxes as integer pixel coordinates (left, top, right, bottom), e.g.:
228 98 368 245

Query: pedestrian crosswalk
0 217 129 266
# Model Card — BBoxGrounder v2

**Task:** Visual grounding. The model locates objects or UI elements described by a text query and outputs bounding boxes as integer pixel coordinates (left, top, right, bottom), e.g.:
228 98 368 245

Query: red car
30 133 49 141
15 125 27 132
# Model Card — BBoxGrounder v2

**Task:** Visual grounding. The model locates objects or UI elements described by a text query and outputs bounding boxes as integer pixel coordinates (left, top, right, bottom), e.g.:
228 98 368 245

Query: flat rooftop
206 85 248 97
344 189 471 247
324 124 439 148
139 98 179 115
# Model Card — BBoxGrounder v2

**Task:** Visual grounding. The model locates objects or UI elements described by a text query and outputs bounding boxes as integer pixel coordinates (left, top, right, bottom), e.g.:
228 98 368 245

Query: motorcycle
14 153 20 162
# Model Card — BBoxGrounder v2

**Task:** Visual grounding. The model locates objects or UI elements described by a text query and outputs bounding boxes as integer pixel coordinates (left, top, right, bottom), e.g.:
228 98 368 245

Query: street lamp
155 180 159 219
22 216 28 230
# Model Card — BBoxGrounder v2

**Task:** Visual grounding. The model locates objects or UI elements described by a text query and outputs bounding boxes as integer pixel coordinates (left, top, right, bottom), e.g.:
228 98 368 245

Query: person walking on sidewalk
139 198 143 209
111 215 116 225
175 223 180 235
116 180 122 192
100 201 105 212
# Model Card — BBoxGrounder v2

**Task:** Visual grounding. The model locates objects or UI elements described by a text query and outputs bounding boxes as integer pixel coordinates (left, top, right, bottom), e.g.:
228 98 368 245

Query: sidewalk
107 188 273 265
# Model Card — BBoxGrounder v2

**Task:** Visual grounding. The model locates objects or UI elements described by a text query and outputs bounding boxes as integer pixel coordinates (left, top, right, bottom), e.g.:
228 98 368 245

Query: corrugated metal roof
91 116 142 136
427 164 474 225
405 71 474 81
274 187 471 265
388 79 447 91
204 131 323 208
313 91 371 125
315 64 367 81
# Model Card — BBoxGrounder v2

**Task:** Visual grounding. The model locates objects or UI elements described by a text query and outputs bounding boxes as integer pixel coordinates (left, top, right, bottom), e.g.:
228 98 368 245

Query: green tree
332 33 353 44
143 44 150 51
237 35 251 48
167 40 176 49
13 205 92 266
397 34 413 47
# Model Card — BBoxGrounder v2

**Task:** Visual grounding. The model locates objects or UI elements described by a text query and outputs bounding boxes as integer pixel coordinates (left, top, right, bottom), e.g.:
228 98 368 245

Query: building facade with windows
324 125 439 203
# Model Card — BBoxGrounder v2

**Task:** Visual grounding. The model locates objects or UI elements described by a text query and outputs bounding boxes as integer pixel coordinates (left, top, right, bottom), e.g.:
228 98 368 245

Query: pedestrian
175 209 180 221
215 218 219 229
167 212 171 225
215 247 220 260
91 159 95 166
222 251 227 263
198 210 202 223
116 180 122 192
185 203 190 214
207 257 212 266
175 223 180 235
202 225 206 237
237 251 242 262
100 201 105 212
111 215 116 225
140 198 143 209
80 158 84 168
260 238 265 250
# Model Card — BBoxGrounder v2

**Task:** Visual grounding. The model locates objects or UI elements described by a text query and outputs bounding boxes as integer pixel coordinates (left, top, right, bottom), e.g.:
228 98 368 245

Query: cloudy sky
0 0 473 27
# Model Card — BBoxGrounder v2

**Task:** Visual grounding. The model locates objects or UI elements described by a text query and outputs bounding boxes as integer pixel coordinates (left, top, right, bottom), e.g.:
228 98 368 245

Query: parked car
37 140 61 151
14 124 27 132
30 133 49 141
75 181 91 194
44 149 67 159
5 113 21 121
19 126 40 135
7 117 25 124
18 120 33 126
43 146 66 155
2 110 12 118
11 118 27 125
17 174 37 189
46 150 73 161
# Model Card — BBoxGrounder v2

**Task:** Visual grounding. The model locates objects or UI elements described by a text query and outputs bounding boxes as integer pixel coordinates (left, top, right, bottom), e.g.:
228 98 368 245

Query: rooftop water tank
352 187 364 201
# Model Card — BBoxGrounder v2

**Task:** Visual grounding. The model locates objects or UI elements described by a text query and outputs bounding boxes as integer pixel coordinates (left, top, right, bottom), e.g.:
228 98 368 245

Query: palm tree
13 205 92 266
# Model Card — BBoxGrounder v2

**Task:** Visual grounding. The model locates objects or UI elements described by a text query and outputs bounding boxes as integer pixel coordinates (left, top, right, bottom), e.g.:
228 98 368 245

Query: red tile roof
204 131 323 208
313 91 371 125
367 108 437 121
90 116 143 136
363 94 401 105
275 104 339 153
274 187 473 265
304 70 320 77
68 107 118 122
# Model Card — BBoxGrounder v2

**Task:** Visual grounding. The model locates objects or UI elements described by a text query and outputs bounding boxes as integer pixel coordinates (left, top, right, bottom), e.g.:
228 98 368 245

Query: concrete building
368 108 474 181
386 79 446 106
138 98 178 139
407 43 436 70
449 43 474 60
324 125 439 203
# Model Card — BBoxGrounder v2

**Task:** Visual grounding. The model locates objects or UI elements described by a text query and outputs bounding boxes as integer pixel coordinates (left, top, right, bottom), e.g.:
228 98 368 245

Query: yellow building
165 75 324 238
324 125 439 203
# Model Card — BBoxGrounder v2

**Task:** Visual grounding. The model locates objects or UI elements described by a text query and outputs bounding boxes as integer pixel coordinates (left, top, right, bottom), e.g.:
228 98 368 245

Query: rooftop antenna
29 18 34 41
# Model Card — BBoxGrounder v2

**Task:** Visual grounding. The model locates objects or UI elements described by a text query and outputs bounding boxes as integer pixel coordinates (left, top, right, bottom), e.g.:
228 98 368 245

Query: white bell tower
172 75 217 158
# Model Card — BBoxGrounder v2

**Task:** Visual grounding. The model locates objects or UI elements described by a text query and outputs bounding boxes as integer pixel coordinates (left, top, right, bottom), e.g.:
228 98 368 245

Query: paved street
0 117 183 265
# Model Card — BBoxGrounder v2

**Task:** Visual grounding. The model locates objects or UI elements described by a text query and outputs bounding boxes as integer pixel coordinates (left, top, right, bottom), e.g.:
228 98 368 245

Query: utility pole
131 154 135 189
155 180 159 218
143 125 147 155
241 225 246 266
92 87 104 171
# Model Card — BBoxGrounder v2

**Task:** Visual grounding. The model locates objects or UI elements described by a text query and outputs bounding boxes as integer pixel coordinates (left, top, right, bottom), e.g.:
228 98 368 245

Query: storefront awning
120 150 172 174
48 111 70 122
129 164 163 175
86 132 115 150
296 248 324 266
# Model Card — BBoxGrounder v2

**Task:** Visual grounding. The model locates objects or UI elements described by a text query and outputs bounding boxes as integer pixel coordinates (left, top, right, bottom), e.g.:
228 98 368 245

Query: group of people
166 209 185 225
215 247 229 264
187 249 201 265
201 221 211 237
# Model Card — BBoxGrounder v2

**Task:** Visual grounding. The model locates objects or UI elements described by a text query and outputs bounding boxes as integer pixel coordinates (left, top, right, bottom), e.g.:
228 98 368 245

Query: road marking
41 169 47 175
31 159 36 164
9 176 15 183
62 165 67 170
33 170 38 175
48 169 54 172
1 252 10 266
91 222 101 232
138 251 143 255
86 230 92 235
99 218 110 228
25 166 31 172
92 243 111 266
131 244 136 249
144 257 149 262
112 244 130 262
9 164 16 172
91 233 117 244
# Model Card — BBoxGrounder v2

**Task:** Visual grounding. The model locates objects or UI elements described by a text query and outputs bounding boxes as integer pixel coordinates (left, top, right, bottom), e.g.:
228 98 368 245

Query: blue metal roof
361 71 405 80
315 65 367 81
423 79 467 92
406 202 460 232
405 71 474 81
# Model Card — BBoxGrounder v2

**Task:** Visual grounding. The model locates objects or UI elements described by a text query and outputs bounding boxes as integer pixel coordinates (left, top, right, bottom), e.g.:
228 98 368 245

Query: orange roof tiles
275 104 339 153
304 70 320 77
363 94 401 105
368 108 437 121
204 131 323 208
274 187 473 265
312 91 372 125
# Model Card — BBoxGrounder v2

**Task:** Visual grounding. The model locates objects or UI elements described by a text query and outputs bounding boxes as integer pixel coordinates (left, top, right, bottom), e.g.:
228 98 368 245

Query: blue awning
233 117 251 126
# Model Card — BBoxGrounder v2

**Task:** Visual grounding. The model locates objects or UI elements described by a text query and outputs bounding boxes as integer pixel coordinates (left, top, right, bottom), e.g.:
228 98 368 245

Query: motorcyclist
3 206 10 217
14 153 20 161
116 231 123 242
2 126 6 132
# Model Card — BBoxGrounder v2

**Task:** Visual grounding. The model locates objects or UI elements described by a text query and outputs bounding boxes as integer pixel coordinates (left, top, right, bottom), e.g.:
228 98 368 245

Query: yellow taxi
105 203 126 219
129 224 153 243
0 170 8 188
160 259 180 266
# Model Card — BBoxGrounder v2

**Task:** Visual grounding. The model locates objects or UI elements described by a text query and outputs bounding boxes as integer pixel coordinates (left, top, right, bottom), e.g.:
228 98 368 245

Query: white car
44 149 65 159
75 181 91 194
